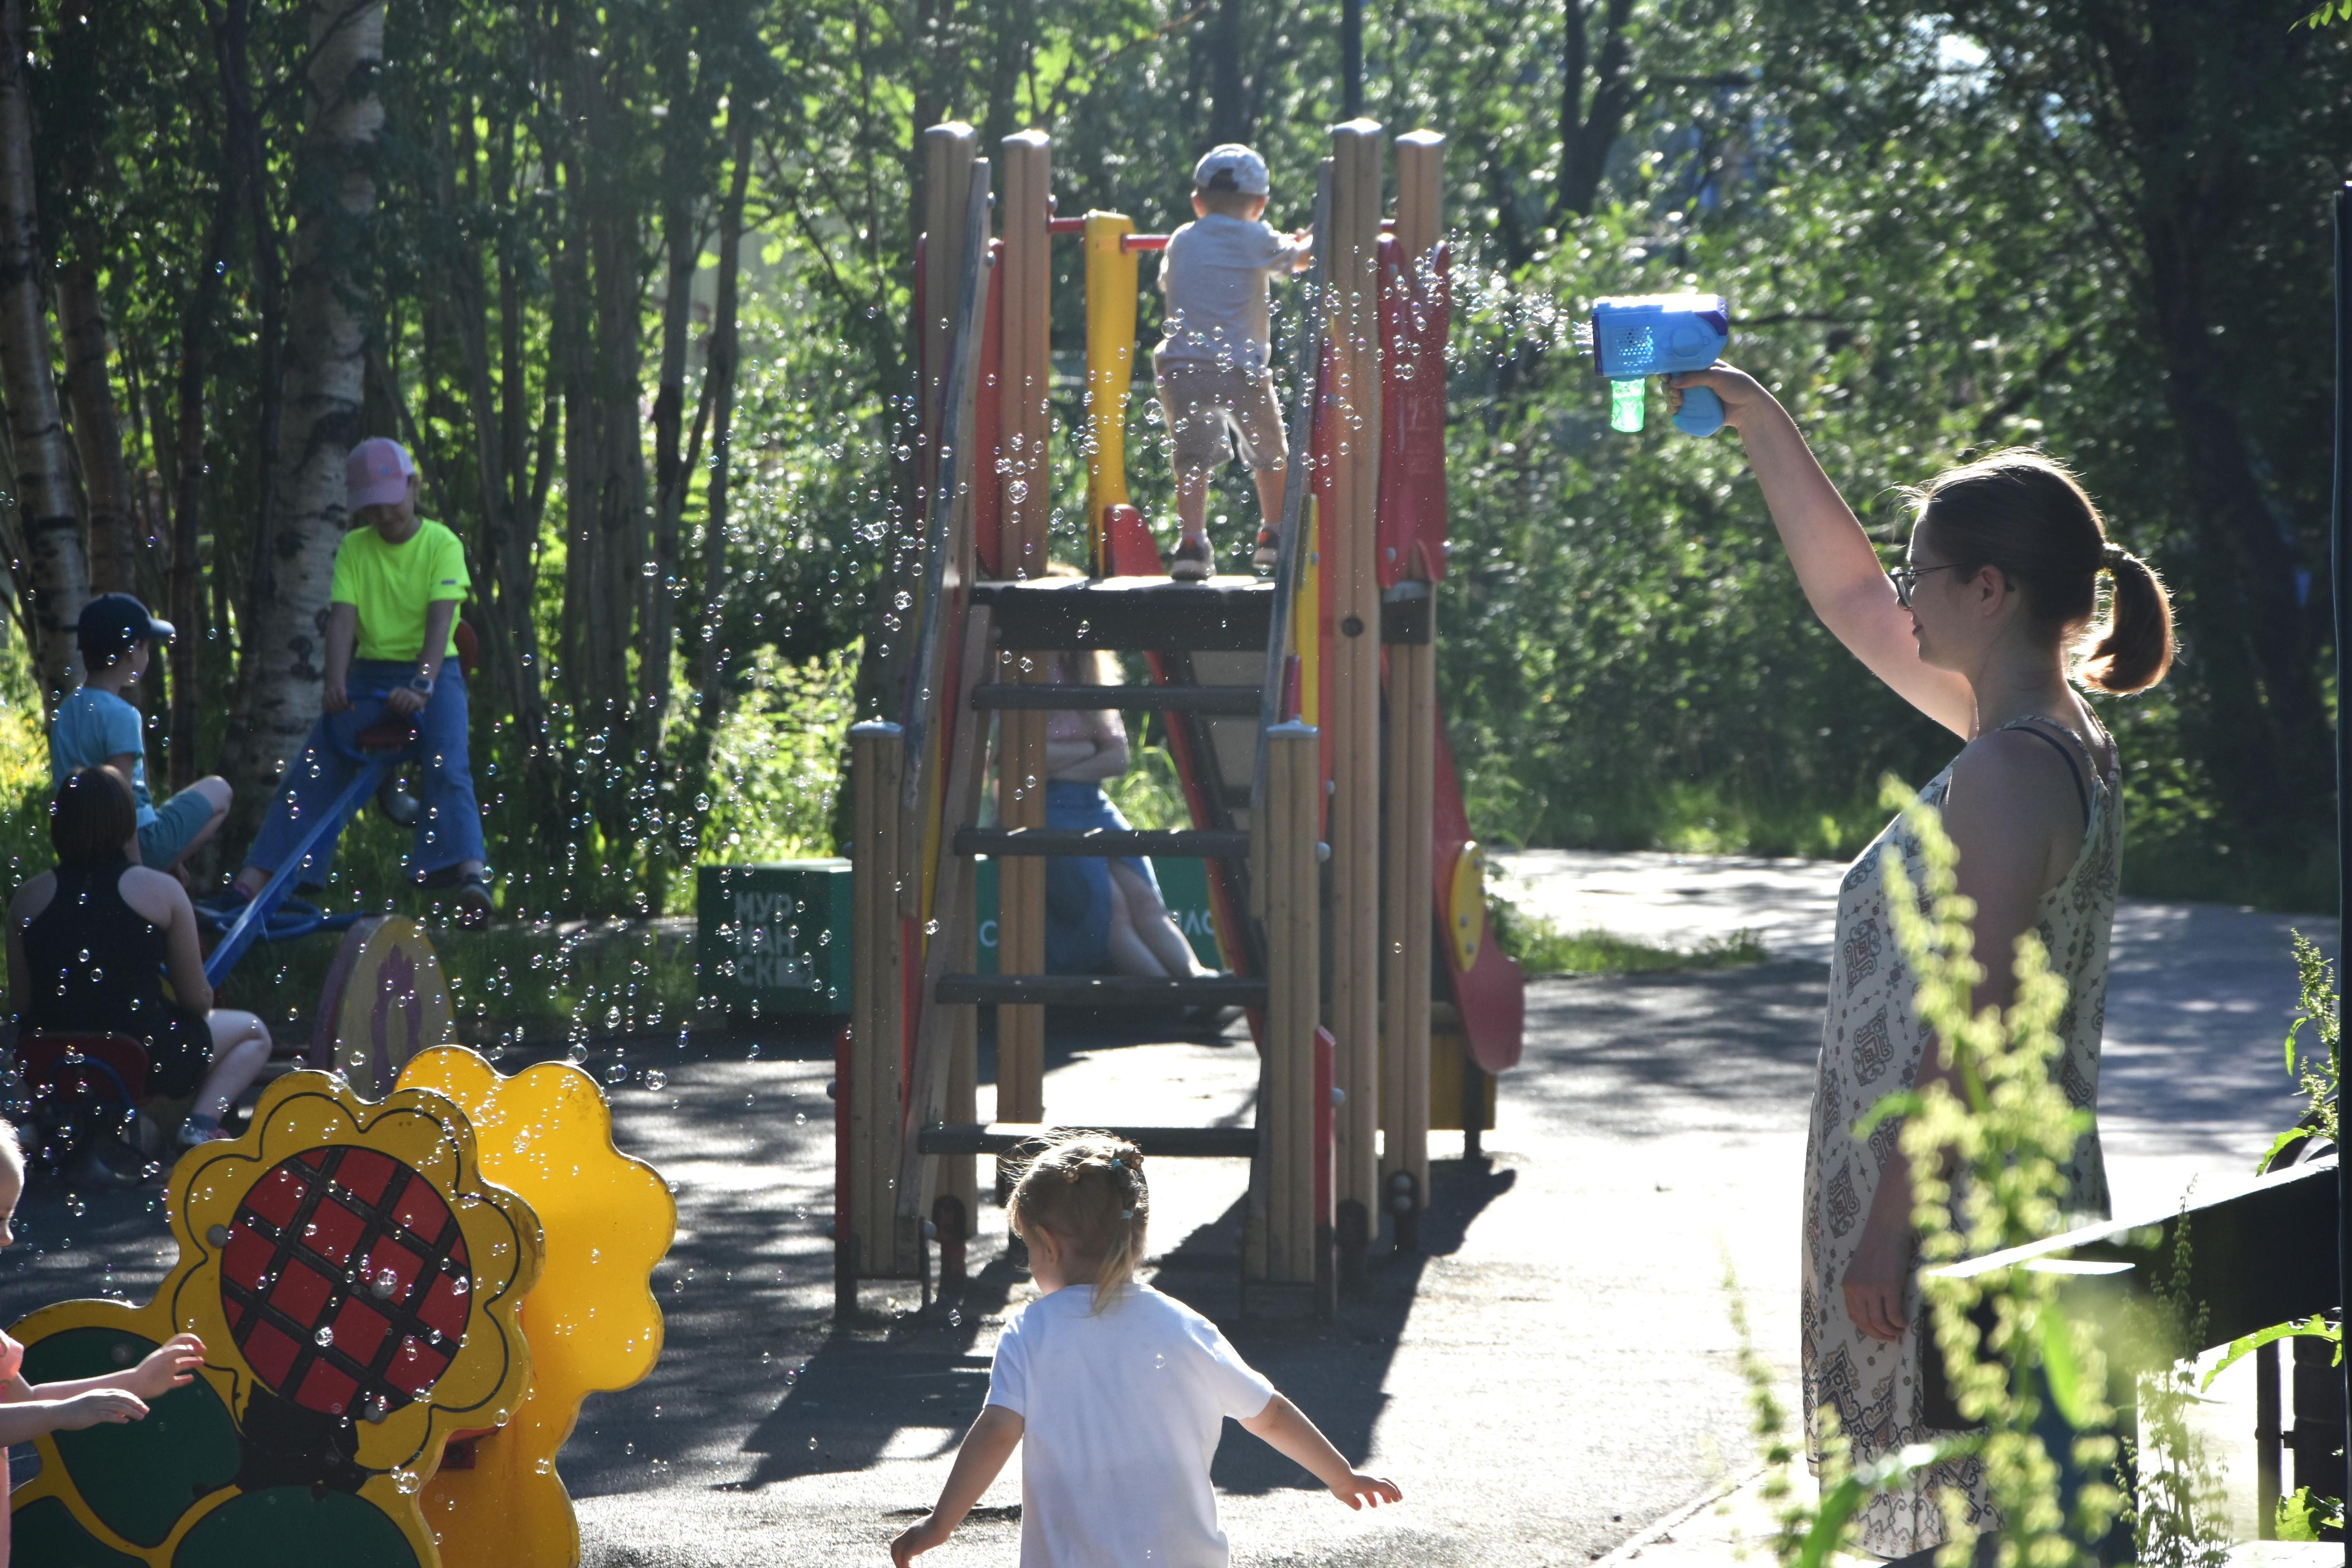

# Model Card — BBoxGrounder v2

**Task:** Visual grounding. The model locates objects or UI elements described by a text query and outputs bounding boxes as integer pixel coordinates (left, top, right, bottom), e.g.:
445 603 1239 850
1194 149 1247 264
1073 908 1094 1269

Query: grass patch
213 918 704 1049
1490 895 1768 977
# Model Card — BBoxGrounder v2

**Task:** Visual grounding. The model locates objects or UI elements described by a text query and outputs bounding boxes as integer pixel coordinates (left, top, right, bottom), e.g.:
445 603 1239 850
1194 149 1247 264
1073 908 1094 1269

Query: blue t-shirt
50 686 157 826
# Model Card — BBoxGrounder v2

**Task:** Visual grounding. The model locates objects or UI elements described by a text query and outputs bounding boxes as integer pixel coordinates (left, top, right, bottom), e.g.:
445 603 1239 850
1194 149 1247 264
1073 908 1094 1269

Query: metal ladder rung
973 683 1262 714
935 974 1267 1007
953 827 1250 859
917 1122 1258 1157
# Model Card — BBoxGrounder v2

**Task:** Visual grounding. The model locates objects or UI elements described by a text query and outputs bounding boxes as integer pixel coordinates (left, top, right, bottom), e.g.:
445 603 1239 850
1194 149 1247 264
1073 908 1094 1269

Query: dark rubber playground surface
5 879 2321 1563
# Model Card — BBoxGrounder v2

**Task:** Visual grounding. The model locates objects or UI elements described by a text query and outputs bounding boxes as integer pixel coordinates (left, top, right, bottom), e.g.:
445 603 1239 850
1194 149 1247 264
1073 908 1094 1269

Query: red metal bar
1047 217 1086 235
1119 233 1170 253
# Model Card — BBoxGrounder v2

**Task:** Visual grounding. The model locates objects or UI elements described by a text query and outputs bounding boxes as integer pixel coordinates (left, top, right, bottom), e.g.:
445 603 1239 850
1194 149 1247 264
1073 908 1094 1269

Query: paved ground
2 849 2333 1564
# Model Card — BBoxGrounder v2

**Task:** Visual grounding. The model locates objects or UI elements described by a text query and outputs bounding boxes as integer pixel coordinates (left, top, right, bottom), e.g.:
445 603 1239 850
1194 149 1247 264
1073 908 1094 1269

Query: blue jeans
246 661 486 882
1042 780 1161 973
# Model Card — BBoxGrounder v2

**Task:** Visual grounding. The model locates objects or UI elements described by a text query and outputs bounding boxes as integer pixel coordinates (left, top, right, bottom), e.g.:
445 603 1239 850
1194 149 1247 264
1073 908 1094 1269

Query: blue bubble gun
1578 293 1730 437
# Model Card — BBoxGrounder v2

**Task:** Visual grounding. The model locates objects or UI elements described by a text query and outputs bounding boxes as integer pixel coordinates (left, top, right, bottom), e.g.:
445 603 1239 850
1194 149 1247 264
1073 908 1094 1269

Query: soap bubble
314 1326 335 1348
394 1468 422 1495
644 1070 668 1091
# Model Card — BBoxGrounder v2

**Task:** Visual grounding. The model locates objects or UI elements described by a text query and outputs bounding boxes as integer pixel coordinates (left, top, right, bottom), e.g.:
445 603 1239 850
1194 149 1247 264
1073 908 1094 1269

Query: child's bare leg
1175 463 1212 544
1252 464 1287 533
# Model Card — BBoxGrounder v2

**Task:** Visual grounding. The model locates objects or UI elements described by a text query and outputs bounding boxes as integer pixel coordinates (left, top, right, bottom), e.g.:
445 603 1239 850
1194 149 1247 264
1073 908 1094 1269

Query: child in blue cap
48 594 231 877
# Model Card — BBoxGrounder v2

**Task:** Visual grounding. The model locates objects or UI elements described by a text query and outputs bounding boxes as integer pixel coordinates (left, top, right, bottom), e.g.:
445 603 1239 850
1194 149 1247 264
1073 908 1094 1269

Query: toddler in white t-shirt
890 1133 1400 1568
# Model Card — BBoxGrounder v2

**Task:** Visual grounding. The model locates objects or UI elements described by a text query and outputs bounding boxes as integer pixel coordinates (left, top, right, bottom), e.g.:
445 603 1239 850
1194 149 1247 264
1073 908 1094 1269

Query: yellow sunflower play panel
9 1051 675 1568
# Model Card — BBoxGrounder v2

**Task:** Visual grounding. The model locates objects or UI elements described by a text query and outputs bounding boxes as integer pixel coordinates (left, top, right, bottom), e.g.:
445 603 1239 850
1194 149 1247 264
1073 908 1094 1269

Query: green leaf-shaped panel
22 1328 239 1548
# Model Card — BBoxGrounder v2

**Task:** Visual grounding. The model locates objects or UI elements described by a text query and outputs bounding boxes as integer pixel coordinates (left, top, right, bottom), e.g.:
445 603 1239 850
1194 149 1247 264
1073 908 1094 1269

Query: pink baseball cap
347 437 417 509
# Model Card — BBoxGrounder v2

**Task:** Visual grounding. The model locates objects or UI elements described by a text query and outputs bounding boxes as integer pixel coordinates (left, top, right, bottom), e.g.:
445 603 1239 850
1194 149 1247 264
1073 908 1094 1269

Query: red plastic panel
218 1146 473 1419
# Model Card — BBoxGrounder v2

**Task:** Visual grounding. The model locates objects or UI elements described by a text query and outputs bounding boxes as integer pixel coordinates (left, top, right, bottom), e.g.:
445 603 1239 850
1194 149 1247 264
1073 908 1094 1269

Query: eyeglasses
1887 563 1966 608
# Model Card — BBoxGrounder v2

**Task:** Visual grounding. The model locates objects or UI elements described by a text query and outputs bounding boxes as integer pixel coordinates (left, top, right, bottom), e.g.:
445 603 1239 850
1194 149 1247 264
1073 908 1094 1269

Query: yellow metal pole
1082 210 1138 574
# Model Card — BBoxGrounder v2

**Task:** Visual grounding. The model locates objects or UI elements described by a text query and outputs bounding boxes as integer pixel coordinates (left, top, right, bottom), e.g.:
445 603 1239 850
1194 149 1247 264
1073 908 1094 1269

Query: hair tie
2100 541 2130 571
1120 1209 1133 1219
1108 1157 1123 1170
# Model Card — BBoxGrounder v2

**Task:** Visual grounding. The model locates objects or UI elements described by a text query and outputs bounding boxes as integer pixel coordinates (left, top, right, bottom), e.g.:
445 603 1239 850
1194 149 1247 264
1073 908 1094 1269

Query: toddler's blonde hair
1006 1132 1148 1312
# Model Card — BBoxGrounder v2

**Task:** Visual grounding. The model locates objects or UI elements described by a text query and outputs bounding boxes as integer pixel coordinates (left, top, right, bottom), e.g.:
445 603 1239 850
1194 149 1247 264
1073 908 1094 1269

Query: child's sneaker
1254 528 1281 571
1168 535 1213 581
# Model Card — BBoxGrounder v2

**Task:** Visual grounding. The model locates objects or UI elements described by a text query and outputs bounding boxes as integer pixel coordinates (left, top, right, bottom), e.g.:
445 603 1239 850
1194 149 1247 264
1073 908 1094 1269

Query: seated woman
7 769 272 1153
1040 649 1210 982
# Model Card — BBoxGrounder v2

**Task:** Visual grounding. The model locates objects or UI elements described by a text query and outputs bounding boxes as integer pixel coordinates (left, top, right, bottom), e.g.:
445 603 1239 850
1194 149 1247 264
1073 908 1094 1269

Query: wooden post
1381 131 1442 1242
921 124 980 504
847 721 907 1301
905 126 985 915
1256 721 1321 1285
1326 120 1385 1266
998 132 1052 582
995 131 1051 1130
899 610 998 1262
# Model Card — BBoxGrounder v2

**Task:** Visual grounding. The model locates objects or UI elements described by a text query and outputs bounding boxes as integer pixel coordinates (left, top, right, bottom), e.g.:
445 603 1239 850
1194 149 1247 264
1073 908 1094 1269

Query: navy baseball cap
77 593 175 660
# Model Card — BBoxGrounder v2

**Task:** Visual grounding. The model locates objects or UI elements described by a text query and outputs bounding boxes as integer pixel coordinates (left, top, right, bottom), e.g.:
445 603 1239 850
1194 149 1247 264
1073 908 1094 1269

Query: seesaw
10 1046 674 1567
21 635 479 1174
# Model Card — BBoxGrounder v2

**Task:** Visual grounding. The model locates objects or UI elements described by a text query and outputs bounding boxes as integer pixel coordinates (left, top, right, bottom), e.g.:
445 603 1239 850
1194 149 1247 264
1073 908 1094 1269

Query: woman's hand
1841 1217 1914 1343
1667 365 1772 432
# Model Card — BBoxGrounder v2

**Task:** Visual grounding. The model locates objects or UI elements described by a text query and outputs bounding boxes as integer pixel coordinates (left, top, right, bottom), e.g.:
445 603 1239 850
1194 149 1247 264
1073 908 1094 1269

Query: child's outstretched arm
1240 1393 1402 1510
890 1404 1023 1565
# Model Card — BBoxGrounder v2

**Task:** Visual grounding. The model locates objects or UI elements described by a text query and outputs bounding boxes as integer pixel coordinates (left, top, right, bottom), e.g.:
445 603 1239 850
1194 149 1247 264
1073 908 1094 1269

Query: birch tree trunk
219 0 384 841
0 0 90 706
59 261 137 597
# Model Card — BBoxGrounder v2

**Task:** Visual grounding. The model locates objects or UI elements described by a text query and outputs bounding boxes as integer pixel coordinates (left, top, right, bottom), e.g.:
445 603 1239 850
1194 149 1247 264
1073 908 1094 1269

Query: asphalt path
2 849 2332 1564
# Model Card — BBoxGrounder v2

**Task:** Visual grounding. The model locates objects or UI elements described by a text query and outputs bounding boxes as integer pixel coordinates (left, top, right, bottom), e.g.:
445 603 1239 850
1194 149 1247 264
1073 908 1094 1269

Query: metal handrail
1249 159 1335 827
897 170 995 811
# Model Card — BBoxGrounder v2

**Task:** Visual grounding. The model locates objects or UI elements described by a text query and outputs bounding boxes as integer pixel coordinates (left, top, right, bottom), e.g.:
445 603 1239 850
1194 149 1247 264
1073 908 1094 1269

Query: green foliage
1490 895 1766 975
2277 1487 2332 1541
2278 931 2340 1148
12 0 2345 927
2120 1219 2232 1568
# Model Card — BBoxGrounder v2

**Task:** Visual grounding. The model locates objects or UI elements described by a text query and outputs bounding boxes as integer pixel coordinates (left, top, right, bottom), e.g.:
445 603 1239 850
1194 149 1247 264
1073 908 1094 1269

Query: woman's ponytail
2080 544 2174 695
1909 449 2176 697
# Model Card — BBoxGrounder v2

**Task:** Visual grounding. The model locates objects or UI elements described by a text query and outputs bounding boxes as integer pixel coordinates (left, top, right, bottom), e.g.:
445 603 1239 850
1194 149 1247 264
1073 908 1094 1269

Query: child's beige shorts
1153 356 1288 473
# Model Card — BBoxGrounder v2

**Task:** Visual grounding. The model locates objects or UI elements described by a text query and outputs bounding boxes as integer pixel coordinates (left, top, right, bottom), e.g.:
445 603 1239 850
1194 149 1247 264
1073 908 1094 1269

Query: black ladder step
919 1121 1258 1158
936 974 1268 1007
954 827 1251 859
974 576 1273 651
972 682 1263 714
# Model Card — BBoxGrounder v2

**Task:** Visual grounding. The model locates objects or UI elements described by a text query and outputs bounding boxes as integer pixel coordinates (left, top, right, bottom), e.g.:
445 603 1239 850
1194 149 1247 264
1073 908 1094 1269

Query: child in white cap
1153 143 1313 581
227 438 492 923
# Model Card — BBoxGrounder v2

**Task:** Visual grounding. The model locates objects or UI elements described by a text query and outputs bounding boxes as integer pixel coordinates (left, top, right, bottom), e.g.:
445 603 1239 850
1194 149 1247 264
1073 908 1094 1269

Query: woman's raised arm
1671 367 1977 739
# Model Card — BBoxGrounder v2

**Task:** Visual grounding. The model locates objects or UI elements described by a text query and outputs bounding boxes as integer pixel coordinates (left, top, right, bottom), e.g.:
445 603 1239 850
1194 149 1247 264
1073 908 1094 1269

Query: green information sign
696 861 853 1015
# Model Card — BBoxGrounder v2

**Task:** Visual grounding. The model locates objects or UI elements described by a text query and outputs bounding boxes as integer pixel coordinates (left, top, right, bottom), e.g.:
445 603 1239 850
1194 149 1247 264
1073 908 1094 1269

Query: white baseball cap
1193 144 1269 197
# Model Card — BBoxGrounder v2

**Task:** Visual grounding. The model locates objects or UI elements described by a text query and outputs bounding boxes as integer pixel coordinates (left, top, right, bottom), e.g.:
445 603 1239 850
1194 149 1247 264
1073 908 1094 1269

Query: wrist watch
409 670 436 696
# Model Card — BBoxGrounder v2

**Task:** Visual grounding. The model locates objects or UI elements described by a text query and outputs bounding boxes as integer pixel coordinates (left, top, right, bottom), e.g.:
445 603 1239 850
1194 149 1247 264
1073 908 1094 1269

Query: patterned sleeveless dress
1800 714 2120 1558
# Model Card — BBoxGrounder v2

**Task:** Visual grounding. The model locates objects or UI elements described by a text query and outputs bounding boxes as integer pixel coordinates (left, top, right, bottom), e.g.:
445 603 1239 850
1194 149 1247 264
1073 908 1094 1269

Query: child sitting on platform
48 594 230 878
1154 143 1312 581
226 438 492 924
891 1133 1400 1567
